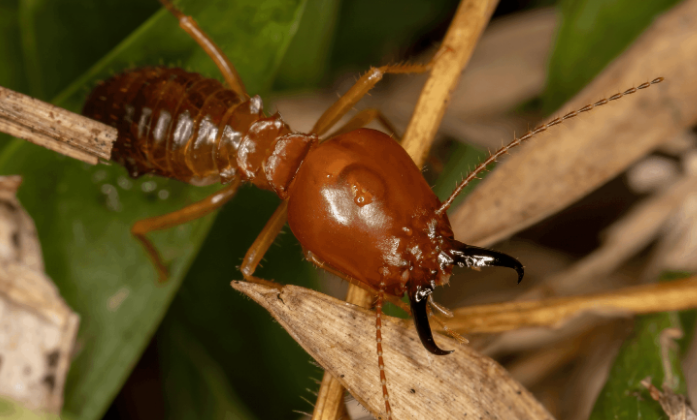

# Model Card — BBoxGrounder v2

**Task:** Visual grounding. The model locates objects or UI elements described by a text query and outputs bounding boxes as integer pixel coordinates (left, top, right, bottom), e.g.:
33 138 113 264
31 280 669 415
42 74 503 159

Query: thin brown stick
400 0 499 167
312 372 350 420
311 284 371 419
0 86 115 164
443 276 697 334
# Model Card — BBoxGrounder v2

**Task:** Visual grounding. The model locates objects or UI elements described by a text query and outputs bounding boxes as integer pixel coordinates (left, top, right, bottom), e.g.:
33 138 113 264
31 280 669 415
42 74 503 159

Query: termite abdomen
83 67 303 187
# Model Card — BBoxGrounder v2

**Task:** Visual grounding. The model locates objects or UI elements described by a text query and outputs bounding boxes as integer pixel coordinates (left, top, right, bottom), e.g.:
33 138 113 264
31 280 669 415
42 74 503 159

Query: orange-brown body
83 66 523 357
84 67 464 298
83 67 315 197
76 1 662 417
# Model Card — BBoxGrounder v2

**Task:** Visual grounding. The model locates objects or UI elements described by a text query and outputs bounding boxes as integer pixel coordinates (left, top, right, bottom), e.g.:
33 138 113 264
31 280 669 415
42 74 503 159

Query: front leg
239 201 288 290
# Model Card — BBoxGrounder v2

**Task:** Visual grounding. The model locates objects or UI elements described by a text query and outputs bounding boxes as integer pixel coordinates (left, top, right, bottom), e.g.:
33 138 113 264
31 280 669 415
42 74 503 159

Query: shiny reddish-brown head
287 128 523 354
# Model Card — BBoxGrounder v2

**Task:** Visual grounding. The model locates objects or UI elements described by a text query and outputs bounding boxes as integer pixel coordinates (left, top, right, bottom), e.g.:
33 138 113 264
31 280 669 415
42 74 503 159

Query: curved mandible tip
408 281 453 356
449 241 524 284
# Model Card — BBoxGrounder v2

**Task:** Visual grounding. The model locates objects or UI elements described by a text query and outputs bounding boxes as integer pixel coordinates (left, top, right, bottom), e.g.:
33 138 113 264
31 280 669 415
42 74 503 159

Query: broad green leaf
0 0 25 154
543 0 680 114
0 0 25 91
274 0 339 90
160 187 320 419
158 320 257 420
589 310 695 419
17 0 159 101
329 0 459 73
589 273 696 420
0 1 306 419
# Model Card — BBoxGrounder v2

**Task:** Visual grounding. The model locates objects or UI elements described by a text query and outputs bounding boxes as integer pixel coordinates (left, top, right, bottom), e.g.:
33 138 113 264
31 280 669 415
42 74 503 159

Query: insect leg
311 63 433 137
304 250 395 418
132 179 241 283
375 282 393 420
158 0 248 97
239 201 288 289
324 108 402 141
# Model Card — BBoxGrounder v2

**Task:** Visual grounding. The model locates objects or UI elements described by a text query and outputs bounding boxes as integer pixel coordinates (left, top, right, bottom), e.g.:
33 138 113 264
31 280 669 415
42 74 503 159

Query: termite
81 0 664 417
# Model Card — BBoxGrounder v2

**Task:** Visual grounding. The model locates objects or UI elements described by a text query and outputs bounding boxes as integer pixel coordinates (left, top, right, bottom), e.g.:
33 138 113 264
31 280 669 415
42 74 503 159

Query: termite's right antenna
435 77 665 214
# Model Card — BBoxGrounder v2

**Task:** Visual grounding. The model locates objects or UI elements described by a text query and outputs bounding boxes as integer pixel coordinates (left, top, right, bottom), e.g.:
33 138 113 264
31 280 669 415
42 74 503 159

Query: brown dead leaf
526 173 697 301
232 281 554 420
383 7 556 149
642 379 697 420
0 176 79 413
451 0 697 247
643 182 697 281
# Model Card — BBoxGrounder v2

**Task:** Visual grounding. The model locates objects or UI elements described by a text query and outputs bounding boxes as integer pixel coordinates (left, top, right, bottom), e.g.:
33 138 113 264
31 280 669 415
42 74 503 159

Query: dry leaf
642 379 697 420
451 0 697 247
0 176 79 413
232 281 553 420
529 173 697 300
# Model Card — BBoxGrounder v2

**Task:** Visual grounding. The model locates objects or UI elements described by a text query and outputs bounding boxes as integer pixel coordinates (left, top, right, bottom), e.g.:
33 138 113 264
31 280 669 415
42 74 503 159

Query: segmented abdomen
83 67 264 185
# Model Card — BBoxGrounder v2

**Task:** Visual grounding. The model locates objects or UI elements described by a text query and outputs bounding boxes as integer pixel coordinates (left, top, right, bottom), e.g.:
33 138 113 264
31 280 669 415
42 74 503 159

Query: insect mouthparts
448 241 524 284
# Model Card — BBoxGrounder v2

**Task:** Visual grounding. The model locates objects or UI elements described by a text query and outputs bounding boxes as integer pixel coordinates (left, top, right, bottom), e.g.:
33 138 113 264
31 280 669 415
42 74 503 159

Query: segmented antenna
436 77 665 214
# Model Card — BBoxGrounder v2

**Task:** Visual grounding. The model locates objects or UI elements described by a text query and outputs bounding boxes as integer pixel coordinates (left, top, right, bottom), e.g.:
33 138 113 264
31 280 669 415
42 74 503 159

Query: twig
312 285 371 420
444 276 697 334
401 0 499 167
0 86 115 164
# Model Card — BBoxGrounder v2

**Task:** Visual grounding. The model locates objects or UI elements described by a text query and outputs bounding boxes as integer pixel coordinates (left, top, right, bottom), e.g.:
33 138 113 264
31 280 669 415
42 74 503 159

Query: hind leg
132 180 240 282
158 0 248 97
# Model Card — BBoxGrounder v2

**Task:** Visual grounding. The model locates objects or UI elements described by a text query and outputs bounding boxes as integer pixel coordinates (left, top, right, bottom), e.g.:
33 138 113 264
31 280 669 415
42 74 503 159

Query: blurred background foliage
0 0 693 419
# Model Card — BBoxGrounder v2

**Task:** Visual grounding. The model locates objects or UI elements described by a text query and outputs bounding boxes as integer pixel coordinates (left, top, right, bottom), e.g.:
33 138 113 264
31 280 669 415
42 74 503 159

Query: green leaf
157 320 258 420
0 0 26 91
160 187 321 419
329 0 459 73
273 0 340 91
17 0 159 101
589 311 694 419
543 0 680 114
0 0 306 419
0 0 26 154
589 273 696 420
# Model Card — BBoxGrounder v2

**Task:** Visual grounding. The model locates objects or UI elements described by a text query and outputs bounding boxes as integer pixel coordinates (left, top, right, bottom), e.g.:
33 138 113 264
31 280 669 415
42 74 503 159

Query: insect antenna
375 282 393 420
436 77 665 214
